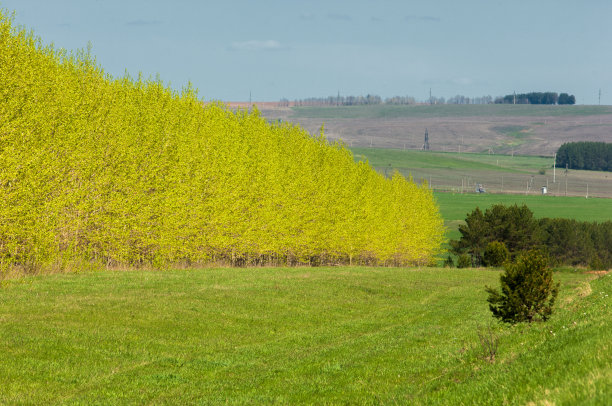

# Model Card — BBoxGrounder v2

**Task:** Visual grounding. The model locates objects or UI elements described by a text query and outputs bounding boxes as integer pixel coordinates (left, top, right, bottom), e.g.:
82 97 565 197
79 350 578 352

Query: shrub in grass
483 241 509 267
589 256 605 271
486 250 559 323
457 254 472 268
443 255 454 267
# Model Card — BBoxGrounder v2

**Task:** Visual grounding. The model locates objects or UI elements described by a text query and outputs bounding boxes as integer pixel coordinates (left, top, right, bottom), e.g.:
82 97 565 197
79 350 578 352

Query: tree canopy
451 204 612 269
495 92 575 105
556 142 612 172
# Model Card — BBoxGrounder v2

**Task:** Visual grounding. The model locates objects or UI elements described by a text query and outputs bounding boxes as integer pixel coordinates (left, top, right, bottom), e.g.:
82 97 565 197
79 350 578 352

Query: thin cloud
450 77 474 86
299 13 316 21
229 40 284 51
328 13 351 22
404 15 441 23
126 19 163 26
421 77 476 86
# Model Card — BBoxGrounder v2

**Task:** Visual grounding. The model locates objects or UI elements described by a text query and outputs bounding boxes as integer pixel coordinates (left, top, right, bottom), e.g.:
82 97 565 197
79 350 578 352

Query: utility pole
565 163 568 196
599 88 602 105
526 180 529 195
553 152 556 183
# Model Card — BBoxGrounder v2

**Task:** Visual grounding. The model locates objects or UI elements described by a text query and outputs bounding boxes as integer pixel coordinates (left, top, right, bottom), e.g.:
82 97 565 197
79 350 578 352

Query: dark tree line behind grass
494 92 575 105
451 204 612 269
556 142 612 172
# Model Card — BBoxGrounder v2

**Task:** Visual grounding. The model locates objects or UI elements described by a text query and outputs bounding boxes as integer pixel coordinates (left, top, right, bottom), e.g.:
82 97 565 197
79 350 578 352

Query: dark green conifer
486 250 559 323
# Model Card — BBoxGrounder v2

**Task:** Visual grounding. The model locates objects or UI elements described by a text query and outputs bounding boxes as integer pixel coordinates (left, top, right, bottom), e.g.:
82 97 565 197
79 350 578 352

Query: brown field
256 105 612 157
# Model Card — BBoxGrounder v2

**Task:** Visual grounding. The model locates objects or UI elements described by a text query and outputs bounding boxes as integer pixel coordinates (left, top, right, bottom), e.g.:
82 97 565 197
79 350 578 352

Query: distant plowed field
259 104 612 157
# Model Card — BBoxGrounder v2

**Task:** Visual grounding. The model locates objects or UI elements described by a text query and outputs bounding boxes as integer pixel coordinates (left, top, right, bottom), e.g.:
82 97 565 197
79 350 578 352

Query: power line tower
423 128 430 150
599 88 602 105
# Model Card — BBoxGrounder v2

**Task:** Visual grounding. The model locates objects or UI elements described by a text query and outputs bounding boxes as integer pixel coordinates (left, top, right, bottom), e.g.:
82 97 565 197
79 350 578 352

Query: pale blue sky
1 0 610 104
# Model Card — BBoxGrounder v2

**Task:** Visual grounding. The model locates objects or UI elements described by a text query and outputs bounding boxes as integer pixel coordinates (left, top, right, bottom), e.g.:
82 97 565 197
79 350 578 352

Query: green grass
1 268 610 404
351 147 550 173
435 192 612 224
292 104 612 119
434 192 612 242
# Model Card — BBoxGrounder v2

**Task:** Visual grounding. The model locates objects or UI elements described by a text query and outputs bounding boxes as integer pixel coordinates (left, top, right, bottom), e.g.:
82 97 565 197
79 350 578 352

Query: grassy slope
1 268 609 404
291 104 612 119
351 147 550 173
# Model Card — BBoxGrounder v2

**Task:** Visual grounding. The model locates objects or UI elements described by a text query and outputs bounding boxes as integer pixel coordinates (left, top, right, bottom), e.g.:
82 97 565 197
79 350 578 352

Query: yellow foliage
0 10 445 271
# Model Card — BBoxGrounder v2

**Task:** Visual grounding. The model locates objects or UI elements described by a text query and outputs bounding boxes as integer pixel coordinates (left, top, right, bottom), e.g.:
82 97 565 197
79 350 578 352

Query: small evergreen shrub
486 250 559 323
443 255 454 268
483 241 509 267
457 254 472 268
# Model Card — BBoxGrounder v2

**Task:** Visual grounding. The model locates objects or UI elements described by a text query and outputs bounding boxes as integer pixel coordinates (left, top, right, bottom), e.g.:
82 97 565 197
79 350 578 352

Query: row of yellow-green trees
0 10 445 271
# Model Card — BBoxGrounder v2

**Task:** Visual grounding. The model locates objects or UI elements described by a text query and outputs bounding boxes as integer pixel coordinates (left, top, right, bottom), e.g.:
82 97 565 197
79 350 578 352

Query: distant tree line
288 94 493 106
450 204 612 269
556 142 612 172
494 92 575 105
385 95 417 105
287 92 575 106
289 94 384 106
447 95 493 105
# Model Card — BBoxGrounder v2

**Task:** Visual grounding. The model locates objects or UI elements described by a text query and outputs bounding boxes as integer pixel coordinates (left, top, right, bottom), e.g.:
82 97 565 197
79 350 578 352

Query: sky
1 0 611 104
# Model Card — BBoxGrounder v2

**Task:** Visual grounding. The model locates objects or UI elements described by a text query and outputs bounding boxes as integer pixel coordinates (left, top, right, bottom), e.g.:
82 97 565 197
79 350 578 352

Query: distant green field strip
351 148 549 173
292 104 612 119
435 192 612 223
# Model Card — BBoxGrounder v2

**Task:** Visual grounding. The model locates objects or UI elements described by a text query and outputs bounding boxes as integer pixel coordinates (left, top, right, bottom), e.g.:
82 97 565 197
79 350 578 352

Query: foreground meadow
1 267 609 404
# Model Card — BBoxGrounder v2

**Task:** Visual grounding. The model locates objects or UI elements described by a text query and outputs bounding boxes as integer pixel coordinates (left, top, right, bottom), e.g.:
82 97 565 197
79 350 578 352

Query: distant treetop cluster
494 92 576 105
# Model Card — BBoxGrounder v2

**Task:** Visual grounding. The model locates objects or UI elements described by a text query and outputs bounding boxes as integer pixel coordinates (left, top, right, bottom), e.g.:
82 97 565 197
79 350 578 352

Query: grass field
434 192 612 242
1 267 610 404
351 147 612 199
351 147 550 173
435 192 612 223
291 104 612 119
